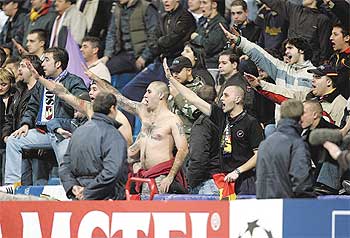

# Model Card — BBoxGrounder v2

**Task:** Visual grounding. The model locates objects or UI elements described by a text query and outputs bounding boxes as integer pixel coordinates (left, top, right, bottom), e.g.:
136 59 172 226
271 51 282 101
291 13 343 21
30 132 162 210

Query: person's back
59 93 128 200
256 100 315 198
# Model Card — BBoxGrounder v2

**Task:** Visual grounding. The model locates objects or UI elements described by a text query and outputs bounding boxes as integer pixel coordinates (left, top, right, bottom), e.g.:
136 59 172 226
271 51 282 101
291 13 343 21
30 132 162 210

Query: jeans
317 161 341 190
190 179 219 195
5 129 68 184
49 133 70 166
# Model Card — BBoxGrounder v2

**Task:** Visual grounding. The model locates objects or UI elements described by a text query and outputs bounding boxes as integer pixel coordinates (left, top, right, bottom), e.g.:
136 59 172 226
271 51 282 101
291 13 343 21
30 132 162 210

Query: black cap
307 64 338 78
170 56 192 73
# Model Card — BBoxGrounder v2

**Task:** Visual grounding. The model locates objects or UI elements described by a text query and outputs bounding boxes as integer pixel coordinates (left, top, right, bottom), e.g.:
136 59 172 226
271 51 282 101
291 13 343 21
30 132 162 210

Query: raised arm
27 62 93 118
159 116 189 193
244 73 307 102
84 69 143 116
163 58 211 116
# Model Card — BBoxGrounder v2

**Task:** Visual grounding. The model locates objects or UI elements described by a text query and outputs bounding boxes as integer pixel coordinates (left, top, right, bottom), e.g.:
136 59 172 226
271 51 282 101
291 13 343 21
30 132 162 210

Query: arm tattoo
95 76 140 114
118 96 140 115
176 123 185 135
168 149 187 179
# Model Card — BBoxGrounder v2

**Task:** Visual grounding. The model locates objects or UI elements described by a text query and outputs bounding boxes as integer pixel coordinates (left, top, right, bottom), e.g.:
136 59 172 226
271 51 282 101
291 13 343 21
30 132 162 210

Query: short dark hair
219 49 240 66
66 0 77 4
184 41 207 69
44 47 69 70
82 36 101 51
230 0 247 11
22 54 45 76
333 23 349 36
93 92 117 115
333 23 350 44
286 38 313 61
29 28 47 43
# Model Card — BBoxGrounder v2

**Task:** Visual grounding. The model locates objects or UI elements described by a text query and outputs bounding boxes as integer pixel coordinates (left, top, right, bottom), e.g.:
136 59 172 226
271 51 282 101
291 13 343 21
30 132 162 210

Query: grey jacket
59 113 128 200
256 118 315 198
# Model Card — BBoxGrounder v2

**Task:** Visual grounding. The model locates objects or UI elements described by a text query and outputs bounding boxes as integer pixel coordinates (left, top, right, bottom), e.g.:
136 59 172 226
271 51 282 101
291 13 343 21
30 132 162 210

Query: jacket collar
306 88 341 103
277 118 303 135
92 112 122 129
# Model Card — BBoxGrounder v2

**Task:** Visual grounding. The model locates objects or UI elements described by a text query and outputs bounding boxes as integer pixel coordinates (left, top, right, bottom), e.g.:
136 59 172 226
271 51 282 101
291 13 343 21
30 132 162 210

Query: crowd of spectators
0 0 349 200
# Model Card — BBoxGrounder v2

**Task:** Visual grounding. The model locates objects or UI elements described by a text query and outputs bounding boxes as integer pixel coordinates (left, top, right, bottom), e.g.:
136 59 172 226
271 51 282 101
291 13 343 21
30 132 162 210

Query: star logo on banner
238 219 274 238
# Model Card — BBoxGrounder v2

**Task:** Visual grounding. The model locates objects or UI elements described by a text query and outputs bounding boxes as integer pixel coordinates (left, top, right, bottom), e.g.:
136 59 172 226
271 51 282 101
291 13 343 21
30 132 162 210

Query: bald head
225 85 245 104
149 81 169 100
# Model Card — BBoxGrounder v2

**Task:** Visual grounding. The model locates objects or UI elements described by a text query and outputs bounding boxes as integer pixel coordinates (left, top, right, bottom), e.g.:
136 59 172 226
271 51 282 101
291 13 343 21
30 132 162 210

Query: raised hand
162 58 173 80
243 72 261 88
12 38 28 55
25 60 41 80
219 23 240 44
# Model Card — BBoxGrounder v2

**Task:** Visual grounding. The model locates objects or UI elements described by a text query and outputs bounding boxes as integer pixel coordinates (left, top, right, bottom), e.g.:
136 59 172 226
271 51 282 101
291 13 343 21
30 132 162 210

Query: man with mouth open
244 64 347 127
329 24 350 99
189 0 227 68
86 72 189 194
164 58 264 195
221 24 316 123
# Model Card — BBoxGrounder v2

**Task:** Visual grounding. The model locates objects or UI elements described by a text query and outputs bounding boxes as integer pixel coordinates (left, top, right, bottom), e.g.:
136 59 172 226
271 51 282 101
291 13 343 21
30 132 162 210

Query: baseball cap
170 56 192 73
307 64 338 78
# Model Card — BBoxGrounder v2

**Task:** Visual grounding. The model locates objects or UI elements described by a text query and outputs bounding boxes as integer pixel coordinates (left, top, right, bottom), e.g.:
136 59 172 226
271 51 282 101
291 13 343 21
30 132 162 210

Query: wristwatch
234 168 241 176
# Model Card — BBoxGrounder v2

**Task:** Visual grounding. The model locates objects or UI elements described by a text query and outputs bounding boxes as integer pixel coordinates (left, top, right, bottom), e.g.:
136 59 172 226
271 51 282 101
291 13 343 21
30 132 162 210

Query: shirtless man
86 71 189 194
26 62 133 146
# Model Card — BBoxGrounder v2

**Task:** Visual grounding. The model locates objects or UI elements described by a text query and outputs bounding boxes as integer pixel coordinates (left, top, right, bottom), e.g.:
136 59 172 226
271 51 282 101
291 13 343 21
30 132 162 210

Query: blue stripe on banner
15 186 45 197
283 199 350 238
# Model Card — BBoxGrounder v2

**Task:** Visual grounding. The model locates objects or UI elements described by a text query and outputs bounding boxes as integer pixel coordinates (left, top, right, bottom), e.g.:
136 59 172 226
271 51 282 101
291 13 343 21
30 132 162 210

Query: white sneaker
342 180 350 194
0 185 15 194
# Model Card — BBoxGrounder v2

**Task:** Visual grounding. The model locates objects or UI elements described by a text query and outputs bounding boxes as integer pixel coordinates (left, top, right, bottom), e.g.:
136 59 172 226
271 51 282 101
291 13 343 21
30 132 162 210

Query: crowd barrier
0 196 349 237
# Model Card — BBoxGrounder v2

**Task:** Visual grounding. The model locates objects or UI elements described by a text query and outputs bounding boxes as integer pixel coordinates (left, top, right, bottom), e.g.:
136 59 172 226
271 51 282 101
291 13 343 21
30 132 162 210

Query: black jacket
191 14 228 68
262 0 332 65
256 118 315 198
329 48 350 98
20 72 87 129
0 8 27 56
187 112 221 188
2 83 34 140
0 94 14 148
59 113 128 200
157 4 196 62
